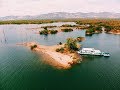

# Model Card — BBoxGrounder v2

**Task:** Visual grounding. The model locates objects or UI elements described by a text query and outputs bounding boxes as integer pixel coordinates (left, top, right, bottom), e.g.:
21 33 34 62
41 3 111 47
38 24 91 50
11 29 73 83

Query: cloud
0 0 120 16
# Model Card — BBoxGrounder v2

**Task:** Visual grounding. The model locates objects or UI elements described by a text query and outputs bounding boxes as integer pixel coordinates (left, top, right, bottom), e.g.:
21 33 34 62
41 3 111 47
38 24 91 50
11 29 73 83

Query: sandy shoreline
107 30 120 35
107 32 120 35
17 42 81 69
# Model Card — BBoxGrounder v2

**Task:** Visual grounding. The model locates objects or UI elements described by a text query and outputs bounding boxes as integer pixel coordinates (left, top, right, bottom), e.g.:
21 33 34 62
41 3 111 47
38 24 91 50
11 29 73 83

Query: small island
18 38 83 69
39 26 74 35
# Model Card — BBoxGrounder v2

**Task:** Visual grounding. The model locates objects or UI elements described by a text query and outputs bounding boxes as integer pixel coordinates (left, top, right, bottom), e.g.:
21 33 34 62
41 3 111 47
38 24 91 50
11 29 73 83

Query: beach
17 42 81 69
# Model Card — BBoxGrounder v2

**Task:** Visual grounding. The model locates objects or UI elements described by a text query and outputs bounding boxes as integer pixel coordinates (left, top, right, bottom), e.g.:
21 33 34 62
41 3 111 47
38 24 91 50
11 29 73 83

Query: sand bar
17 42 81 69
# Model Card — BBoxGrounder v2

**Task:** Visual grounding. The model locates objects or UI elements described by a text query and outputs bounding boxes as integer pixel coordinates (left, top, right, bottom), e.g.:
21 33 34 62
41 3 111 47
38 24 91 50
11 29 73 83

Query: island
18 38 84 69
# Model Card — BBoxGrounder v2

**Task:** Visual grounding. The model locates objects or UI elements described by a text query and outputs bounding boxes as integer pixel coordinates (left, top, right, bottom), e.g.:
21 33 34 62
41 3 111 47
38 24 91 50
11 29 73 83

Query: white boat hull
78 48 110 57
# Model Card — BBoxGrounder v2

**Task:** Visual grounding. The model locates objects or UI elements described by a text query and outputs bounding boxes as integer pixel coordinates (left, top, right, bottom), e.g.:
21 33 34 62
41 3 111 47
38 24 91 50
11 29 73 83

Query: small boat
102 53 110 57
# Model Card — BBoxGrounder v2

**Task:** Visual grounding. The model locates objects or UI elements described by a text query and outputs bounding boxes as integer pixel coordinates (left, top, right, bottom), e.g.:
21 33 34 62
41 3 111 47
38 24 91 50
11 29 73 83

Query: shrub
61 29 73 32
89 28 95 33
104 25 112 32
40 30 49 35
59 42 62 45
85 28 95 36
56 47 64 53
50 30 58 34
43 27 48 30
59 47 64 53
56 48 60 52
61 24 75 27
95 26 102 31
31 45 37 50
41 26 57 28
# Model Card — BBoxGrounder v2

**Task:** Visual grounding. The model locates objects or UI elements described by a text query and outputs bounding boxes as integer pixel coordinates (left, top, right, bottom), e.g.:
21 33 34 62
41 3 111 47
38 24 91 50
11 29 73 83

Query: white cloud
0 0 120 16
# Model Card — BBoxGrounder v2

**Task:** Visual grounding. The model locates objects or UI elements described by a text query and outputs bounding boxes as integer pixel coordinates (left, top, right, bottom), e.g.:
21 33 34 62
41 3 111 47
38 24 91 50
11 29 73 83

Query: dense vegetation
56 47 64 53
104 25 113 33
40 30 49 35
50 30 58 34
41 26 57 28
75 19 120 33
55 36 85 55
0 20 55 24
66 38 78 51
0 19 120 34
40 29 58 35
61 29 73 32
61 24 76 27
56 38 79 53
85 25 103 35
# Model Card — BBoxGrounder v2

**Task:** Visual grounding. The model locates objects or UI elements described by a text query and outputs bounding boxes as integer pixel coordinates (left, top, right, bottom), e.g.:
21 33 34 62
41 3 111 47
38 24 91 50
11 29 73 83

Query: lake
0 23 120 90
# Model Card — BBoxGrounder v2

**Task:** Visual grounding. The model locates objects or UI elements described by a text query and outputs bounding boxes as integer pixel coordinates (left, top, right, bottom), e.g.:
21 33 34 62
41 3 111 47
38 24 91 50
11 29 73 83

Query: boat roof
94 50 101 53
82 48 95 51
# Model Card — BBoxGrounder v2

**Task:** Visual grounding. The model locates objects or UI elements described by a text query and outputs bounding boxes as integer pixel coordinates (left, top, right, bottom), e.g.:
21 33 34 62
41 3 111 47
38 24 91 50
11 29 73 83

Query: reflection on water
0 23 120 90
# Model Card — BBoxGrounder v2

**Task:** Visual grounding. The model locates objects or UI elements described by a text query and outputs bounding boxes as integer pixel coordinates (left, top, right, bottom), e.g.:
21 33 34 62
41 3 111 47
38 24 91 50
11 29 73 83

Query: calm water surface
0 23 120 90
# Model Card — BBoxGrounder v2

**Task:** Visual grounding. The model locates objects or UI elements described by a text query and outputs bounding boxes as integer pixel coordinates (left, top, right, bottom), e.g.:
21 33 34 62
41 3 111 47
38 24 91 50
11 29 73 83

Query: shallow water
0 23 120 90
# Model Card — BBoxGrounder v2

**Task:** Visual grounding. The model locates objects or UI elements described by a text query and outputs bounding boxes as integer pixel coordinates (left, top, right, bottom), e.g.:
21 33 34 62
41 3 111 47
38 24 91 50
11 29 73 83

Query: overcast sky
0 0 120 16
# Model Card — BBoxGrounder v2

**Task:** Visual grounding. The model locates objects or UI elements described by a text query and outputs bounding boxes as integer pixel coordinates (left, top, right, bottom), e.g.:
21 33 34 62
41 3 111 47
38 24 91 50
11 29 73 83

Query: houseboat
78 48 110 57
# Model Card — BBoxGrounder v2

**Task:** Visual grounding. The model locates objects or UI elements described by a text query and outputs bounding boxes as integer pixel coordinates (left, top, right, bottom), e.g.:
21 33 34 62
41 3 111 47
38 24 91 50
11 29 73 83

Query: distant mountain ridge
0 12 120 20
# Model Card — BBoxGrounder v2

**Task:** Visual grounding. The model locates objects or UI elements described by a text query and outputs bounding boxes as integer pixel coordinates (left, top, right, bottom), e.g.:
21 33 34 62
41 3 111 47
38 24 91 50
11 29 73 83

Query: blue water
0 24 120 90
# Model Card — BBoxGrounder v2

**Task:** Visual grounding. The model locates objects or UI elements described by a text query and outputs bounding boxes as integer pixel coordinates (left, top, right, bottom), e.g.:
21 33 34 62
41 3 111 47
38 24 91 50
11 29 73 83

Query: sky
0 0 120 16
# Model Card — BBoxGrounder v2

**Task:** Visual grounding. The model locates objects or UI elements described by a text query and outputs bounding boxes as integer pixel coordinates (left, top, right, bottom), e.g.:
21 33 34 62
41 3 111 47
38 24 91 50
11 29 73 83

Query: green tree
31 45 37 50
40 30 49 35
66 38 78 51
104 25 112 32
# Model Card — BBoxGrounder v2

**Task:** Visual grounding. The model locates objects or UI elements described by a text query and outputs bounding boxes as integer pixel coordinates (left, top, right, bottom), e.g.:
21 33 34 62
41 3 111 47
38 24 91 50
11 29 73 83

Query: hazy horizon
0 0 120 17
1 11 120 17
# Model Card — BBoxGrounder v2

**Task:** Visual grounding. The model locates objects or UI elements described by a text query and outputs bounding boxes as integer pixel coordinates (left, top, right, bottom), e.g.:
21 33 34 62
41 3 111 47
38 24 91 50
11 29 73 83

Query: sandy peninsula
17 42 81 69
106 30 120 35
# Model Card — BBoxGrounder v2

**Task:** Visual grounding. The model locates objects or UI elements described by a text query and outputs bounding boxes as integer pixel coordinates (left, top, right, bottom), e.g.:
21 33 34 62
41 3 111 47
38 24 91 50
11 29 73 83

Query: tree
40 30 49 35
95 26 102 31
104 25 112 32
66 38 78 51
31 45 37 50
43 27 48 30
61 29 73 32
